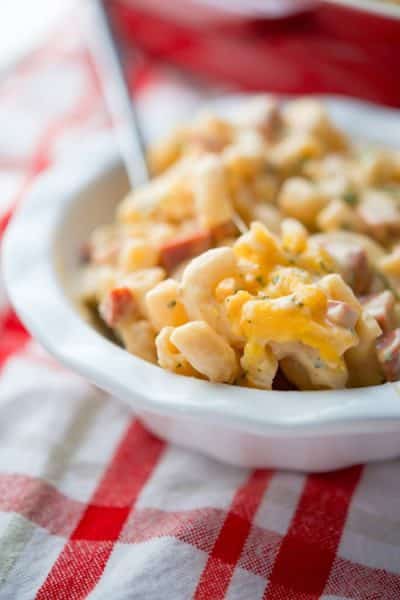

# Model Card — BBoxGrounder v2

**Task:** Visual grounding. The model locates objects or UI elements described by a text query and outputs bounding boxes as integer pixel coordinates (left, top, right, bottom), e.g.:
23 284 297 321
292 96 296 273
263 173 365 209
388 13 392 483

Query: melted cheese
240 297 354 365
234 222 285 269
225 222 359 374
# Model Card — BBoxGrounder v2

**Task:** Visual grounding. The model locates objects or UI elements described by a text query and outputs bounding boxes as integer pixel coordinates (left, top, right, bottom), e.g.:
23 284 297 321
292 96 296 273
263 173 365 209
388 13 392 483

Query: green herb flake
342 191 358 206
176 363 182 369
272 275 280 285
255 275 265 286
384 351 393 363
167 299 177 309
319 260 330 273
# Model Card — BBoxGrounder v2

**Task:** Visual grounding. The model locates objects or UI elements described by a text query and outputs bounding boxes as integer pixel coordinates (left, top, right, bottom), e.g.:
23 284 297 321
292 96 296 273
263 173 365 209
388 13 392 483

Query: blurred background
0 0 399 105
109 0 400 106
0 1 72 70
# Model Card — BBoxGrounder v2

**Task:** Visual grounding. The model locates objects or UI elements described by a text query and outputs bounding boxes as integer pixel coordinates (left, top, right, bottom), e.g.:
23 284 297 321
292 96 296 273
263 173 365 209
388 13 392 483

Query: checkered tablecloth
1 14 400 600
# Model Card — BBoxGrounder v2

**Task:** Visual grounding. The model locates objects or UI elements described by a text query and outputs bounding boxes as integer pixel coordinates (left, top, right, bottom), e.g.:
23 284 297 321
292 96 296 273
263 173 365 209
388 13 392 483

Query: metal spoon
86 0 149 188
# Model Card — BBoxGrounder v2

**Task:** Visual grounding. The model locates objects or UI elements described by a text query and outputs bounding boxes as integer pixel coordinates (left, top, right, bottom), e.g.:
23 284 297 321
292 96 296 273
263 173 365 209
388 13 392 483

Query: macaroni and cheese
80 97 400 390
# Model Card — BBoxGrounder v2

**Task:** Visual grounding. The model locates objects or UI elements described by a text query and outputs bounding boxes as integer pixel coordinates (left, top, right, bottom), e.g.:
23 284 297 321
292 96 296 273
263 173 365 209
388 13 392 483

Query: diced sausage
160 230 212 272
360 291 396 334
346 249 372 295
251 101 282 141
187 134 226 153
376 328 400 382
272 368 298 390
235 96 283 141
322 242 372 295
79 242 92 264
99 287 138 327
210 220 238 243
262 104 283 141
326 300 359 329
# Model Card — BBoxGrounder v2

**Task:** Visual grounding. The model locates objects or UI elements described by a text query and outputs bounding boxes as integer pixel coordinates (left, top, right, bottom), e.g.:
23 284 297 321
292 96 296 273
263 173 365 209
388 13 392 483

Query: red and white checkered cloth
1 16 400 600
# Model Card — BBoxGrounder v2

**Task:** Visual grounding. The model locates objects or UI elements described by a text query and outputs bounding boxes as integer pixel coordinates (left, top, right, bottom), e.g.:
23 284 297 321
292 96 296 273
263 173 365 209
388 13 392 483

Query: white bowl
120 0 315 24
4 95 400 472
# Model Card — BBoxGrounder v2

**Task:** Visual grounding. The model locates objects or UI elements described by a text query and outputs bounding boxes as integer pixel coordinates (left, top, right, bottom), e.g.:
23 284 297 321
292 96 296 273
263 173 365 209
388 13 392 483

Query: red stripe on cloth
0 310 26 336
72 505 130 542
325 556 400 600
0 310 30 369
0 473 83 537
2 472 400 599
0 156 34 170
0 209 12 238
194 469 273 600
123 506 226 553
263 465 363 600
0 472 271 557
36 420 165 600
126 57 158 94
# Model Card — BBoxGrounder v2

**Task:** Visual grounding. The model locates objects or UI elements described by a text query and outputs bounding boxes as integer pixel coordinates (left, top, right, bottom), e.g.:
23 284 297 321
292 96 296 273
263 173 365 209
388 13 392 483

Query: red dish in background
110 0 400 107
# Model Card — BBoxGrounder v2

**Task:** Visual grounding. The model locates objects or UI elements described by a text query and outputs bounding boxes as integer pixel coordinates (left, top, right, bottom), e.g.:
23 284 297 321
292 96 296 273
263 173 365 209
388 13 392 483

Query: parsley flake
319 260 330 273
342 191 358 206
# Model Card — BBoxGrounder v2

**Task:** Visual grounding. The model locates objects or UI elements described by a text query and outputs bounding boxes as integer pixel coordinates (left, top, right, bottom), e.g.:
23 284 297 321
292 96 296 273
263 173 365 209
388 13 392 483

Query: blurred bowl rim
324 0 400 20
119 0 316 22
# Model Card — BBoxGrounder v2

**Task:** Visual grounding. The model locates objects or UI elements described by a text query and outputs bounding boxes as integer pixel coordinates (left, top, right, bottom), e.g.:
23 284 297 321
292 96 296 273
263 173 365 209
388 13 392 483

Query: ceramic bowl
4 95 400 471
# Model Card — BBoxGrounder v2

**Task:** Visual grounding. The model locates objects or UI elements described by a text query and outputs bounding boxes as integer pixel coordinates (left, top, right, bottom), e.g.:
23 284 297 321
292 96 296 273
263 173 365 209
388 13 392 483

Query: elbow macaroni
81 96 400 390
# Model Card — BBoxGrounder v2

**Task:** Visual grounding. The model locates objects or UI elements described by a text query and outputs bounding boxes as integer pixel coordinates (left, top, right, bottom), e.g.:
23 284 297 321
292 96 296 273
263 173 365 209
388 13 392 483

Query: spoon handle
86 0 149 187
